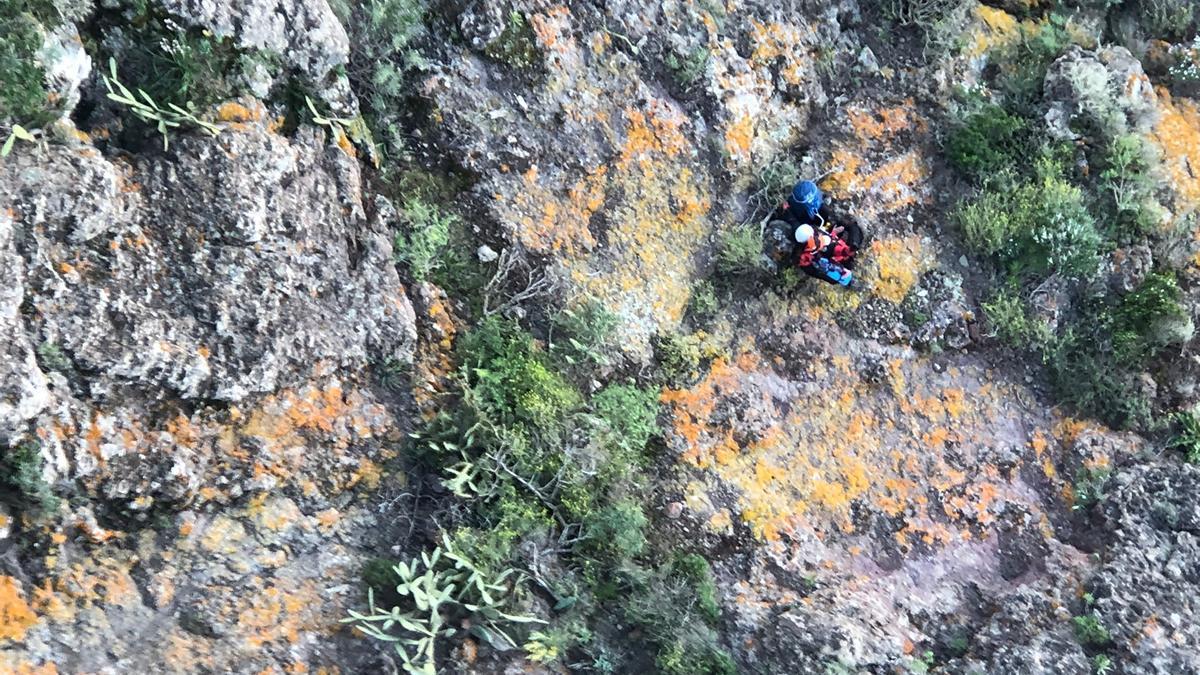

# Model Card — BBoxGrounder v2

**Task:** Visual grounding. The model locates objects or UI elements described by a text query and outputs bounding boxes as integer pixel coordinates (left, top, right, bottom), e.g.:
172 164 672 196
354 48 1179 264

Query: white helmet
795 224 814 243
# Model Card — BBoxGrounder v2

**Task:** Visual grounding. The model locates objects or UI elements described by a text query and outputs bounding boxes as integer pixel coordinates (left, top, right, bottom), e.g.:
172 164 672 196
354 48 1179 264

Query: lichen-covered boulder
3 123 415 406
1043 45 1158 141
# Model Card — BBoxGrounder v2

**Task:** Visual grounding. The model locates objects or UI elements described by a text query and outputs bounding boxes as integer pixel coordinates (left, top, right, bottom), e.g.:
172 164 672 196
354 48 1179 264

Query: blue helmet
789 180 823 220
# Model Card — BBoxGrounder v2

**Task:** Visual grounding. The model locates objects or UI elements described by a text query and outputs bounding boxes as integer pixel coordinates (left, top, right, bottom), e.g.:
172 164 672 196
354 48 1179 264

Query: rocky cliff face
3 0 1200 673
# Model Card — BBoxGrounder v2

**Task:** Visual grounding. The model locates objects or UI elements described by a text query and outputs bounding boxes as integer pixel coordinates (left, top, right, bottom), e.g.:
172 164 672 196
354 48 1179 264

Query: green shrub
485 11 539 69
652 332 703 386
1111 272 1191 363
460 316 581 435
957 168 1101 281
1137 0 1195 39
656 640 737 675
591 384 660 453
1098 133 1161 238
582 499 647 561
982 287 1050 346
687 280 720 323
331 0 429 166
1071 466 1112 510
944 104 1028 182
1 441 59 517
717 223 764 276
0 4 50 124
1168 411 1200 463
1048 332 1152 430
991 16 1078 110
551 299 619 367
671 553 720 622
393 199 454 281
36 341 71 372
665 46 710 89
1072 614 1112 647
956 187 1020 257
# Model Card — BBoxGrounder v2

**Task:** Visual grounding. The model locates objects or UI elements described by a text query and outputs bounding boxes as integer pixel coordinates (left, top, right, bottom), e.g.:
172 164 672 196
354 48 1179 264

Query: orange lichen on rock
0 576 38 641
1149 90 1200 220
237 578 326 649
662 350 1056 546
865 236 932 303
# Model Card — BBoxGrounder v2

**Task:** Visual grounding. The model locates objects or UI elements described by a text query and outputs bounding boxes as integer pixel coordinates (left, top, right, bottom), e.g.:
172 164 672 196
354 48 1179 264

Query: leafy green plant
329 0 428 166
1110 272 1191 364
1 123 38 157
1166 411 1200 463
551 299 619 367
653 331 704 386
35 340 71 372
1072 466 1113 511
944 103 1028 182
665 45 710 89
1072 614 1112 647
485 11 540 69
982 287 1049 346
1 441 59 517
345 535 543 675
582 499 648 561
1098 133 1161 237
1136 0 1195 39
459 316 581 434
687 280 720 323
102 57 222 150
0 3 52 125
591 384 660 453
956 165 1101 281
1093 654 1114 675
671 553 720 622
717 223 765 276
393 198 454 281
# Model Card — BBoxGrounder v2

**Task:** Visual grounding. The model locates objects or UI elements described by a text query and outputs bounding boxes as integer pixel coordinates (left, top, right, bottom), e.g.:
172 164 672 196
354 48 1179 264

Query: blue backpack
788 180 823 220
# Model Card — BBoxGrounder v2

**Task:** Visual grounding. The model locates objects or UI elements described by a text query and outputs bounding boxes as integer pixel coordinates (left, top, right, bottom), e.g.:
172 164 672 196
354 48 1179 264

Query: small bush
1048 333 1152 430
1137 0 1195 39
35 341 71 372
552 299 619 367
1110 272 1191 363
944 104 1028 182
652 332 703 386
1072 614 1112 647
1167 412 1200 464
656 641 737 675
1 442 59 516
957 167 1101 281
1098 134 1161 239
716 223 764 276
687 280 720 323
332 0 429 165
665 46 710 89
393 199 453 281
991 16 1078 110
671 553 720 622
0 4 50 124
582 499 647 561
591 384 660 452
982 287 1050 346
485 11 539 69
459 316 581 434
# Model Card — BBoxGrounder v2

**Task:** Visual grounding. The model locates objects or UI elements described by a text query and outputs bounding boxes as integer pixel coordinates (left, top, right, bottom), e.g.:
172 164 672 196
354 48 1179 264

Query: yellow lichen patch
1149 90 1200 220
965 6 1033 59
864 236 932 303
0 576 38 642
215 100 265 123
748 20 813 87
662 351 1056 547
236 578 326 649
